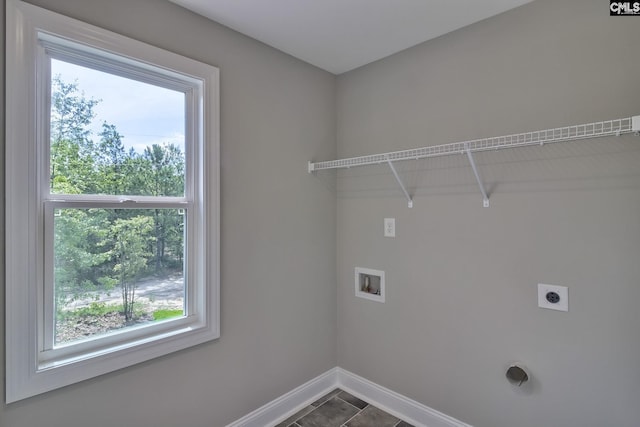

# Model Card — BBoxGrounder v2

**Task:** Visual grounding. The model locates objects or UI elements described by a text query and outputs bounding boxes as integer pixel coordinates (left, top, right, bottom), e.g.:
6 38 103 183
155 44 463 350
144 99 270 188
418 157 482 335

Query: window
6 0 219 403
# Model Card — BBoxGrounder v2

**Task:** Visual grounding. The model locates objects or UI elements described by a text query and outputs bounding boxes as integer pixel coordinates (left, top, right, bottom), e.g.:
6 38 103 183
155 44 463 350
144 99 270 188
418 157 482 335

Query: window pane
50 59 186 197
53 208 186 345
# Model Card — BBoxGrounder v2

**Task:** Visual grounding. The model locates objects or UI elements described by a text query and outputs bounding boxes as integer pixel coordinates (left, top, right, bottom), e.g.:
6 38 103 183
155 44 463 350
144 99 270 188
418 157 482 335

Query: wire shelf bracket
465 143 490 207
386 156 413 208
308 115 640 207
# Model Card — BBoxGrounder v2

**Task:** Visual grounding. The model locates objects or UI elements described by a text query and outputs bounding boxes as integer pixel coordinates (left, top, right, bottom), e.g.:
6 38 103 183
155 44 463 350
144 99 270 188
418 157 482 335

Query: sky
51 58 185 154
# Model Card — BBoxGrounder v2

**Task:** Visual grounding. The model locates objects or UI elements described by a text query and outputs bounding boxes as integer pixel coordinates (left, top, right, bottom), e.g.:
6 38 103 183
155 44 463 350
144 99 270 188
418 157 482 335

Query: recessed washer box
355 267 385 303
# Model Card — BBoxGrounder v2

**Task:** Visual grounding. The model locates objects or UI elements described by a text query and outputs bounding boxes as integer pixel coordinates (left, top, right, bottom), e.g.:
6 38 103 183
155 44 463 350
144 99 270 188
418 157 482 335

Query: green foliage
54 209 111 305
152 309 184 321
57 302 148 323
51 76 99 145
66 302 121 319
50 76 100 194
95 122 127 195
56 302 120 328
51 76 186 323
109 216 155 321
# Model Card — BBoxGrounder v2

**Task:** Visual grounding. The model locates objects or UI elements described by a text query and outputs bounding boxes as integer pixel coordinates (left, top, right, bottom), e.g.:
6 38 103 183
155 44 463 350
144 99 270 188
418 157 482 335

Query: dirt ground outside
61 272 184 311
56 273 184 343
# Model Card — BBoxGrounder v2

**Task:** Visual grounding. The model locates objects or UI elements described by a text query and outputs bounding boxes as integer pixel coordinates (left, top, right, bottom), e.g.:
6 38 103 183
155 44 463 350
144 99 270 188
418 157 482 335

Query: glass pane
53 208 186 345
50 59 185 197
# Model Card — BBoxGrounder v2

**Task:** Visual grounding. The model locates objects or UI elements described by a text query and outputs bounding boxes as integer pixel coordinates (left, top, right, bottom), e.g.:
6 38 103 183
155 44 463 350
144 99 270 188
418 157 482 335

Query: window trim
5 0 220 403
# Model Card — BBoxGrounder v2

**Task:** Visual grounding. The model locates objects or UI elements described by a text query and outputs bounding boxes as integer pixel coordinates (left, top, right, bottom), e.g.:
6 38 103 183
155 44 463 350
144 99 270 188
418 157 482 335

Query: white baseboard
337 368 472 427
224 368 338 427
225 367 472 427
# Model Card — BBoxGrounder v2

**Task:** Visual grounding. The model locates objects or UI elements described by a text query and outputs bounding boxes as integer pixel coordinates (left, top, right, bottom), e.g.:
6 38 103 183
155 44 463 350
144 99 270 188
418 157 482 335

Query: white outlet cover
537 283 568 312
384 218 395 237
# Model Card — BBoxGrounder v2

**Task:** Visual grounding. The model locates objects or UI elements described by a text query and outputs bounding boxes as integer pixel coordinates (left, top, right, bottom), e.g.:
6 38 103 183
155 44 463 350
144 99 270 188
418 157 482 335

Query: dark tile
274 405 316 427
396 421 415 427
337 390 368 409
297 397 359 427
344 405 399 427
310 388 342 407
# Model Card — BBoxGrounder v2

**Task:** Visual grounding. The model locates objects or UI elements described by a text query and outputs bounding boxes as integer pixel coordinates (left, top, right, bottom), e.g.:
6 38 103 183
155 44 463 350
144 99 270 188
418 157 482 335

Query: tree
131 143 185 271
50 76 98 146
95 122 127 195
54 209 110 314
50 76 99 193
50 76 186 325
109 216 155 321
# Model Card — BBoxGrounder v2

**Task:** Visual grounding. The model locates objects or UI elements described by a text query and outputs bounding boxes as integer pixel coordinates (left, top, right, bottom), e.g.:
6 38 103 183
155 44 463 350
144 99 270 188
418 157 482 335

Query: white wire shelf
308 115 640 208
309 116 639 172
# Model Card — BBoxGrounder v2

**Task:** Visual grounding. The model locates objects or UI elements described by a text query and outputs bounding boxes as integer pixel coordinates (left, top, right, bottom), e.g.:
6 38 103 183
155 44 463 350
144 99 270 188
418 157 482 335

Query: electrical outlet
537 283 568 312
384 218 395 237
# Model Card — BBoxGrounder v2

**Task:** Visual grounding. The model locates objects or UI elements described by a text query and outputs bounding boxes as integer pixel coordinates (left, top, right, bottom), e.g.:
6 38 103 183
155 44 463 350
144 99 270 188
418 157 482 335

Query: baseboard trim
225 367 472 427
224 368 338 427
337 368 472 427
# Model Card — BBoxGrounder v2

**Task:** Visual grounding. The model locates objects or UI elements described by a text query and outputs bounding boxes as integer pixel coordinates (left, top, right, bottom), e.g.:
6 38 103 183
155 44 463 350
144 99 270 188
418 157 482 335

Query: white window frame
5 0 220 403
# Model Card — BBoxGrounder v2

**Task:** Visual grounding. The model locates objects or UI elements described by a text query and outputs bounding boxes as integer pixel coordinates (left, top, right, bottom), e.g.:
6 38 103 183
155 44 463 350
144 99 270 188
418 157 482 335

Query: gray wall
1 1 337 426
3 1 640 427
336 1 640 427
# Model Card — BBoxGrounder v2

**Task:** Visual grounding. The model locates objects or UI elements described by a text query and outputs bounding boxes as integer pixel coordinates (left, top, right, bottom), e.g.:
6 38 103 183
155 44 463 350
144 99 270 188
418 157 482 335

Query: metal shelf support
386 156 413 208
465 143 490 208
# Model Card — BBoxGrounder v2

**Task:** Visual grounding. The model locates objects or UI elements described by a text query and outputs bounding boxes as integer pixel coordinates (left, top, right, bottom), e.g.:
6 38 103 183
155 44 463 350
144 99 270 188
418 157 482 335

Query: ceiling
169 0 534 75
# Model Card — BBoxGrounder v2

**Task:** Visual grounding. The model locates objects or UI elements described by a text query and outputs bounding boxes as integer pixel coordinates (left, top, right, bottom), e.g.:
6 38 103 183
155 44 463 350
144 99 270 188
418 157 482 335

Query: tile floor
274 389 414 427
